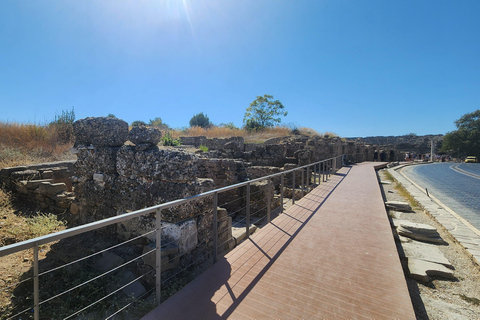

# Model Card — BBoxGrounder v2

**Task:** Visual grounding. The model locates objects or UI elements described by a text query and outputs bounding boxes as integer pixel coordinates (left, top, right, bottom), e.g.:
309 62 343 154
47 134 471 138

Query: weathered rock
394 220 445 244
119 271 147 298
408 258 455 282
116 146 200 183
35 182 67 197
385 201 412 212
142 242 180 272
128 126 162 148
402 241 453 268
162 220 198 255
73 117 128 147
94 252 125 273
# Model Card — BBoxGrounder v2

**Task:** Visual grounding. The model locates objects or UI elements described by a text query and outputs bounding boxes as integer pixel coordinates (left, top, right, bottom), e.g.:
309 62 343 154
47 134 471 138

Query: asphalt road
402 162 480 231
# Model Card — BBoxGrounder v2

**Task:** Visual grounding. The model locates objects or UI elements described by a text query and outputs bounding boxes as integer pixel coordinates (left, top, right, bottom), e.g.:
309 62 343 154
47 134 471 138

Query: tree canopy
441 110 480 158
243 94 287 130
189 112 211 128
131 120 146 127
149 117 170 130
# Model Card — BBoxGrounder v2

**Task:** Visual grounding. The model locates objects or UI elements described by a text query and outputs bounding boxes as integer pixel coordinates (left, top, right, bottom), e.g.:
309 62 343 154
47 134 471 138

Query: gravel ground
378 169 480 320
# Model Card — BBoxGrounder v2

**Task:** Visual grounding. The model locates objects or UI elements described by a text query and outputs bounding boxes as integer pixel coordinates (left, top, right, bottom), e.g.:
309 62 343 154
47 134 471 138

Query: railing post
280 173 284 213
155 208 162 305
301 169 305 198
34 242 39 320
246 183 250 239
306 166 310 192
322 161 325 182
292 170 296 205
213 192 218 263
267 177 271 223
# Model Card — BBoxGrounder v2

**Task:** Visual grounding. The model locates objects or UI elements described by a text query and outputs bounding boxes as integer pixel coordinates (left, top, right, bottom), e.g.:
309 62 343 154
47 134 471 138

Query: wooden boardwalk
142 162 416 319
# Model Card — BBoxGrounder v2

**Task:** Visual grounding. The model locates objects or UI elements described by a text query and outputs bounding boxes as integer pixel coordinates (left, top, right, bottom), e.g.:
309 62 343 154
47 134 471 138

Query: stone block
128 126 162 147
162 220 198 255
35 182 67 197
73 117 129 147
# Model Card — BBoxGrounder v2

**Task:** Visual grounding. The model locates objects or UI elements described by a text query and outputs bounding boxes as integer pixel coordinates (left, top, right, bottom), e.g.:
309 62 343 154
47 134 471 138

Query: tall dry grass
171 125 298 143
0 122 75 169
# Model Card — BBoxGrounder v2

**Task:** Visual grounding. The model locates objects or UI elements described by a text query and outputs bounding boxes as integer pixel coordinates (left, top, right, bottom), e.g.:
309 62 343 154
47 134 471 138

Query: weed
383 171 395 182
161 132 181 146
458 294 480 306
199 145 209 152
394 183 421 210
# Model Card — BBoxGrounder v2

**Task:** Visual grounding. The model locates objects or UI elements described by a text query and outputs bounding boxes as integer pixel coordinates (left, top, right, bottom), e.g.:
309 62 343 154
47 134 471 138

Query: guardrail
0 154 347 320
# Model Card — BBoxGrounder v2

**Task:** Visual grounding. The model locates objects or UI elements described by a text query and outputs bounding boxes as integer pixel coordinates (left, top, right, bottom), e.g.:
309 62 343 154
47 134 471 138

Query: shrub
161 132 181 146
199 145 209 152
49 107 75 144
189 113 211 128
131 120 146 127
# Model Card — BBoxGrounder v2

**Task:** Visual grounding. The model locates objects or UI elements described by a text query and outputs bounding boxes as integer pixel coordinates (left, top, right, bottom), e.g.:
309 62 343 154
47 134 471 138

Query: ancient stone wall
0 161 75 213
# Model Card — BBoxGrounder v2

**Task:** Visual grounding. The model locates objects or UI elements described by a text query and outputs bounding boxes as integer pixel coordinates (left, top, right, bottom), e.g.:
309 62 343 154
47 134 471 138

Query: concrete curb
387 163 480 266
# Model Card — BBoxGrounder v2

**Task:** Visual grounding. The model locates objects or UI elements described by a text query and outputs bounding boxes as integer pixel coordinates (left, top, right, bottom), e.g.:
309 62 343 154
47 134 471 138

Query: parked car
465 156 478 163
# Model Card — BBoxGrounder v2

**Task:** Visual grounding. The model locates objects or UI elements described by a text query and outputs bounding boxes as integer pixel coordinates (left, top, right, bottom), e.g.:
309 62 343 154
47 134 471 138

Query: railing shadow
215 166 350 319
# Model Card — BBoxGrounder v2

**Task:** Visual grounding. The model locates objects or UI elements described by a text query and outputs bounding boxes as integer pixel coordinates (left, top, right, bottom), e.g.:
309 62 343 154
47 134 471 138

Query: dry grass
173 125 326 143
0 122 75 169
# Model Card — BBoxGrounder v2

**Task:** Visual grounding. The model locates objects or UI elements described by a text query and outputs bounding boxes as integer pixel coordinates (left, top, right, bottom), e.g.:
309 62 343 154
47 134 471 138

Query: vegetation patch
458 294 480 306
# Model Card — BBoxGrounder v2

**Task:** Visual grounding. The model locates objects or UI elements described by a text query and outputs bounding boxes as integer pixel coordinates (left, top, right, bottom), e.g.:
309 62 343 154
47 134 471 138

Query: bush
189 113 211 128
199 145 209 152
49 107 75 144
131 120 146 127
244 119 264 132
149 117 170 130
161 132 181 146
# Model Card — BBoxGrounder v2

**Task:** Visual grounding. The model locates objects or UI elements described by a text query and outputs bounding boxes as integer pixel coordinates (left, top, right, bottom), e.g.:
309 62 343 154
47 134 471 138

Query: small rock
385 201 412 212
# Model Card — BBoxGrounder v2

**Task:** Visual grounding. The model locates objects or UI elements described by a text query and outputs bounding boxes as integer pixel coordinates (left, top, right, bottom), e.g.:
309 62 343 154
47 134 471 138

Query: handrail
0 155 344 257
0 153 348 320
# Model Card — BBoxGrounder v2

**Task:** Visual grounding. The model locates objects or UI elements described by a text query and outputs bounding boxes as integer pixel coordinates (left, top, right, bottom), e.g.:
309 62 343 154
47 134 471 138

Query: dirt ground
378 169 480 320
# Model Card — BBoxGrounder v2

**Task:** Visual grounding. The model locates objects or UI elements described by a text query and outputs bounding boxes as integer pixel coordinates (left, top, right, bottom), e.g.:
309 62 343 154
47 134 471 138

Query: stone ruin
0 117 380 293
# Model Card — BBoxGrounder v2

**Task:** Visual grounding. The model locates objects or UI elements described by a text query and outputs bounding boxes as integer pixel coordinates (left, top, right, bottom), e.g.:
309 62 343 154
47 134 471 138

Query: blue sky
1 0 479 137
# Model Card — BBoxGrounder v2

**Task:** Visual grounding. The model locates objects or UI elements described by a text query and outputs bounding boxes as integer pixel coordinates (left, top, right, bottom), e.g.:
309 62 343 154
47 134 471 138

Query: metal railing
0 154 346 320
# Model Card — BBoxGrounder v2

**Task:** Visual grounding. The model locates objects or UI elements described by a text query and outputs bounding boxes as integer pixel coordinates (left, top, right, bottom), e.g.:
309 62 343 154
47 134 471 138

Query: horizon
1 1 479 137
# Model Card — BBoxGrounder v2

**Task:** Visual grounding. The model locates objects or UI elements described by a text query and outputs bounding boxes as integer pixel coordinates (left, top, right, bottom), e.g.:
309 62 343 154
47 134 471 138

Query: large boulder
73 117 129 147
128 126 162 149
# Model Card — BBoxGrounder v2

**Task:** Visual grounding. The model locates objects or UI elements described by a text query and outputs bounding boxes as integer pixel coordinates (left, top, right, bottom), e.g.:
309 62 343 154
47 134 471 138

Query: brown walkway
142 162 415 319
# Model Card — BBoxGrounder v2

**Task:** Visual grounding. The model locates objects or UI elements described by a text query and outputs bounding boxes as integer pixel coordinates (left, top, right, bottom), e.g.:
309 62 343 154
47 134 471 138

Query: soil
378 169 480 320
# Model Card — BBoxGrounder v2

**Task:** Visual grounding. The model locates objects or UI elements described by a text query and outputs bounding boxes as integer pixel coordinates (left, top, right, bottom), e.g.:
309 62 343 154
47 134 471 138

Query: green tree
243 94 287 130
189 113 211 128
107 113 117 118
131 120 146 127
149 117 170 130
441 110 480 158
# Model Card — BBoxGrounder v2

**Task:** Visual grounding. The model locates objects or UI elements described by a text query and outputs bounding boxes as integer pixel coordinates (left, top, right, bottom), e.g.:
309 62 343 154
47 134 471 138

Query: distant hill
345 134 444 153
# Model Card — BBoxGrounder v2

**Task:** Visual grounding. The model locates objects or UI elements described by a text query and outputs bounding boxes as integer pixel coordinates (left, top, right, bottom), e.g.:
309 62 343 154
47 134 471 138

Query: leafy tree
243 94 287 130
189 113 211 128
149 117 170 130
441 110 480 158
107 113 117 118
131 120 146 127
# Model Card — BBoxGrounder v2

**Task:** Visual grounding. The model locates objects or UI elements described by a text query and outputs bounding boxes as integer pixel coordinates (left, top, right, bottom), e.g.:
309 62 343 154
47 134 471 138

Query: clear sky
1 0 479 137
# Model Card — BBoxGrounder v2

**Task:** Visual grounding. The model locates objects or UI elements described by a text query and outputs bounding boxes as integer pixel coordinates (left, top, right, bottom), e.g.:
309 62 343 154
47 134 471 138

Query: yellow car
465 156 478 163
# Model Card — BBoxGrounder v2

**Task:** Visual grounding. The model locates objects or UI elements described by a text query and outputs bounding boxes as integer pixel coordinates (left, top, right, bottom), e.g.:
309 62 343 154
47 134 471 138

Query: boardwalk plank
142 163 415 320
